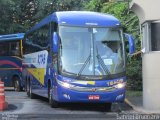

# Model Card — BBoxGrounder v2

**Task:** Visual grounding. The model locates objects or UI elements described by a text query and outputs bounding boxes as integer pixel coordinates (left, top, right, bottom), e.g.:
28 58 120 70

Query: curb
125 98 160 114
124 98 148 114
125 98 135 108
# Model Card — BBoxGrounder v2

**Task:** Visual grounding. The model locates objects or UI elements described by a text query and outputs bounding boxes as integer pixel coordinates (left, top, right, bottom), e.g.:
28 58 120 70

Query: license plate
88 95 100 100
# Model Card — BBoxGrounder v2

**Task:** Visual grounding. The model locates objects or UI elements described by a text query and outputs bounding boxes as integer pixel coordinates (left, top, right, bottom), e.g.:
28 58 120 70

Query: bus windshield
59 26 125 78
0 41 20 56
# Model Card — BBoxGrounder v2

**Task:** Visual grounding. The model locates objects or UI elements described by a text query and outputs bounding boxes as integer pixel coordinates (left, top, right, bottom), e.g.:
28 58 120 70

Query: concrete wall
143 52 160 112
130 0 160 24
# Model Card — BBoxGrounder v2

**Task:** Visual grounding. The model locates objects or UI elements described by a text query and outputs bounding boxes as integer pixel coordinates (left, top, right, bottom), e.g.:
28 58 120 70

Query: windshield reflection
59 26 125 78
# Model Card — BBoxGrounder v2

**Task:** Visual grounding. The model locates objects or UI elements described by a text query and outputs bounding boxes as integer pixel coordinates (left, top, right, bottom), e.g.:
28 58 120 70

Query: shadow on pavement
7 104 18 111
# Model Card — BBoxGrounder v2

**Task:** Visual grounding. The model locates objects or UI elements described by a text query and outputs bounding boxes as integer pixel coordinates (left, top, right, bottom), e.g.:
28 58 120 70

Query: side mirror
53 32 58 53
124 33 135 54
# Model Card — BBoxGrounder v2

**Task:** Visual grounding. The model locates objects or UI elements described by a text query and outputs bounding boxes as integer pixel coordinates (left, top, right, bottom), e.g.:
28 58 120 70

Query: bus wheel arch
27 76 36 99
48 80 51 98
48 79 59 108
24 76 28 91
26 77 30 96
104 103 112 112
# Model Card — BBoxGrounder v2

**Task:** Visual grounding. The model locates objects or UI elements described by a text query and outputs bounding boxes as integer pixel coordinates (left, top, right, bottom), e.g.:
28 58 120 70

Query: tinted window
151 23 160 51
24 24 50 54
0 41 20 56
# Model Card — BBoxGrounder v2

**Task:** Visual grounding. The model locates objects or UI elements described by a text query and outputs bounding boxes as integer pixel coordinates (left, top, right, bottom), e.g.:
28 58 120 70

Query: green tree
0 0 16 34
0 0 89 34
85 0 107 12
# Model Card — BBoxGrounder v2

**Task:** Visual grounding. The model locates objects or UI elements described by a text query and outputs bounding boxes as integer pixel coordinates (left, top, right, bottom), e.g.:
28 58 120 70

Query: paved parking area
0 91 136 120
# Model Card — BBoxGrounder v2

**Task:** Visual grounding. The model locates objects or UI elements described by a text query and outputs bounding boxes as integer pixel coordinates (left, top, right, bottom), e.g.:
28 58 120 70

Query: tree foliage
0 0 88 34
85 0 107 12
0 0 16 33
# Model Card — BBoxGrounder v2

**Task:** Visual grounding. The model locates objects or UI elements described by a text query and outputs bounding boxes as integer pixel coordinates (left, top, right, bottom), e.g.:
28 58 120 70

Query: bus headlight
57 80 75 89
114 83 126 89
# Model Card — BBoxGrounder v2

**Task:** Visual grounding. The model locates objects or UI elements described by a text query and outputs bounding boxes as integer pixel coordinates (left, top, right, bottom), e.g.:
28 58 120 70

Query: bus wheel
48 86 59 108
26 80 30 97
104 103 112 112
29 80 36 99
14 77 21 92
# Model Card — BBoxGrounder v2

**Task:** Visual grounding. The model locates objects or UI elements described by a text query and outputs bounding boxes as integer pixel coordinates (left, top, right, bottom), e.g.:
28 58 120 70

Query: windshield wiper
76 54 91 78
96 46 111 77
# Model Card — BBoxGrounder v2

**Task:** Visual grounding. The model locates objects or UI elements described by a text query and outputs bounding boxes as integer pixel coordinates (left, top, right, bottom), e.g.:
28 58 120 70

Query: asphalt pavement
0 90 138 120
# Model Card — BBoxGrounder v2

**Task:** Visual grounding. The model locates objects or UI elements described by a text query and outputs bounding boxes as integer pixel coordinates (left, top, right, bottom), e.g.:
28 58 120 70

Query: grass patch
126 90 142 97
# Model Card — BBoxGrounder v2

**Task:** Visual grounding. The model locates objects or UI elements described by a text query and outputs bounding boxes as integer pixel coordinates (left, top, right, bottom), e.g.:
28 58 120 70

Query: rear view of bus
0 33 24 91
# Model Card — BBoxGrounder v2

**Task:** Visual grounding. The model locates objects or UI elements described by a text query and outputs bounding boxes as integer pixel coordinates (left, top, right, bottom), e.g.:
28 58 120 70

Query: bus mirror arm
124 33 135 55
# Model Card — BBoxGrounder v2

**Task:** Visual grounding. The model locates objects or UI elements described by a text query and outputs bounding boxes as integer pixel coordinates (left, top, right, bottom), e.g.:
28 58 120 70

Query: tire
24 80 27 92
48 85 59 108
104 103 112 112
26 80 30 97
29 80 36 99
13 77 22 92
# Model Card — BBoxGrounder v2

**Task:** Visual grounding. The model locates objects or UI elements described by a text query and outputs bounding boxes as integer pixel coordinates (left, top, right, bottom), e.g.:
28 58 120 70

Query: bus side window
10 42 20 56
0 42 8 55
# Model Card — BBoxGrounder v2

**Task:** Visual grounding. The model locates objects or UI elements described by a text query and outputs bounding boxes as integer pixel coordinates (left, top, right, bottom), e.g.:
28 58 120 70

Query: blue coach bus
0 33 24 91
23 11 134 110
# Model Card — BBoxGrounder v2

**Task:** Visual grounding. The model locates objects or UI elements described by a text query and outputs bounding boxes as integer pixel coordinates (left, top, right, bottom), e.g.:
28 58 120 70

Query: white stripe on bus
0 84 4 87
0 88 4 91
0 93 4 96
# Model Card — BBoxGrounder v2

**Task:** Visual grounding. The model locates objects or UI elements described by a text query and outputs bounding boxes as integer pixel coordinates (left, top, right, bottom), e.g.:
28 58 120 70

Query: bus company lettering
38 54 46 65
107 79 124 86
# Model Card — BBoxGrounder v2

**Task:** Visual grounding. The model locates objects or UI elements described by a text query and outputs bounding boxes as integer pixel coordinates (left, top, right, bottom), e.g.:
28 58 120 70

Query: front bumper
53 85 125 103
